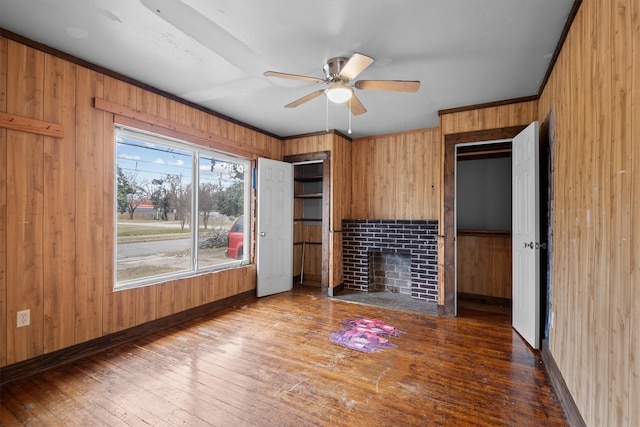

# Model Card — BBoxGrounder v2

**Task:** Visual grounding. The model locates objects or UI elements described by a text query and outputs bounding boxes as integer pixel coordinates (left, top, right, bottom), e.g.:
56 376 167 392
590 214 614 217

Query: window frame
114 125 251 291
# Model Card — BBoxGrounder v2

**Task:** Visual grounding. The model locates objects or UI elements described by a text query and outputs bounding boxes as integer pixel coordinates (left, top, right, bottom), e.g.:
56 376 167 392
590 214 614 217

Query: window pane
197 155 246 267
116 131 193 284
115 126 251 290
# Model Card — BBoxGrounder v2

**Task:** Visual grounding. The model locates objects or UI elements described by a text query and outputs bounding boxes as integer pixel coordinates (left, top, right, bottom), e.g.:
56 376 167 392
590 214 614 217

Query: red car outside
226 215 244 259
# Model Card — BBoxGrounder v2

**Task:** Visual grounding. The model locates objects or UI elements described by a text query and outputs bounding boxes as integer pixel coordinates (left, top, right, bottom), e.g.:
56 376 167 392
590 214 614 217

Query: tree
166 175 189 229
217 181 244 218
116 167 134 215
149 178 171 221
116 167 144 219
199 182 219 229
149 174 190 227
209 160 244 181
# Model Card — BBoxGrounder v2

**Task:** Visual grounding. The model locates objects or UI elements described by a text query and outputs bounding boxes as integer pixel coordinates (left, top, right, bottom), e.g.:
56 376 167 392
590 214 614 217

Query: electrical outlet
17 309 30 328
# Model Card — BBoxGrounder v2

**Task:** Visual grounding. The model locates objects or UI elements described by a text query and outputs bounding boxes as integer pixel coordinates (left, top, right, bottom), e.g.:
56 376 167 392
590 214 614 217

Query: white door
256 158 293 297
512 121 540 349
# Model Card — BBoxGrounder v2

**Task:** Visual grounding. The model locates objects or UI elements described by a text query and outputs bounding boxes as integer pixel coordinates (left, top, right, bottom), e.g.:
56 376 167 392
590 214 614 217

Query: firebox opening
369 250 412 294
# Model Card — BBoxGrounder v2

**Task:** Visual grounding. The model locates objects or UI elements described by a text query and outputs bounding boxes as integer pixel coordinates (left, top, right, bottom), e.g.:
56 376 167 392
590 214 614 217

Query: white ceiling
0 0 574 138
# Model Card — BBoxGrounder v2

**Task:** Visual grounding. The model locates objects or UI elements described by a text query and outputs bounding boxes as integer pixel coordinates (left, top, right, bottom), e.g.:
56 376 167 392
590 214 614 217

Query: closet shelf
294 175 323 182
294 193 322 199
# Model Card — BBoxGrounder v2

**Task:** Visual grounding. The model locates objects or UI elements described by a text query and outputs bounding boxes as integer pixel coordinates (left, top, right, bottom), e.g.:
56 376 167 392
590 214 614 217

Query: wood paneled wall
350 127 441 220
293 225 322 281
0 37 278 367
440 101 538 136
0 37 7 368
537 1 639 425
329 134 351 288
456 231 511 299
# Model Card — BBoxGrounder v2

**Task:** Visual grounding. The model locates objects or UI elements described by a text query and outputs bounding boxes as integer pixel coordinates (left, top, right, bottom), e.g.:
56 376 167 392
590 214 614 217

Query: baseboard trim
328 283 345 296
541 339 586 427
457 292 511 308
0 291 256 386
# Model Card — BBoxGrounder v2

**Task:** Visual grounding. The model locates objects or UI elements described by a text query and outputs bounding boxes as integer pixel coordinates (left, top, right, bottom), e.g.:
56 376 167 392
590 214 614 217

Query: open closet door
512 121 541 349
256 158 293 297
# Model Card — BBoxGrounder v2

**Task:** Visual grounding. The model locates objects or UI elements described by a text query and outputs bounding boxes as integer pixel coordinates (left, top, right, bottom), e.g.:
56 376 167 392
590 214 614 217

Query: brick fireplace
342 220 439 302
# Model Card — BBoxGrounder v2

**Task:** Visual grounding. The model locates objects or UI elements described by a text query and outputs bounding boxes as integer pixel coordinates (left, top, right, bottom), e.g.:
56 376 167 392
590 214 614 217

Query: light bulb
325 86 353 103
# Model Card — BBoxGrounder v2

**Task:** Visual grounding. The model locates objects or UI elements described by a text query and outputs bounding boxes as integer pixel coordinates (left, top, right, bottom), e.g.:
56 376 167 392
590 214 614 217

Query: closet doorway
456 142 513 315
283 152 330 295
442 125 527 316
443 122 554 334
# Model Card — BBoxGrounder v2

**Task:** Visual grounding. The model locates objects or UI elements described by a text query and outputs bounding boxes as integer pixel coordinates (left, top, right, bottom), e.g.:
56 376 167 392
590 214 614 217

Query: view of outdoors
115 127 249 289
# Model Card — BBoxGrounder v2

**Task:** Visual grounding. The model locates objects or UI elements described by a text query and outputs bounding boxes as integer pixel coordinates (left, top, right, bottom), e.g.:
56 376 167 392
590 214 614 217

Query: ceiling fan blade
354 80 421 92
339 53 375 81
264 71 325 84
285 90 326 108
347 94 367 116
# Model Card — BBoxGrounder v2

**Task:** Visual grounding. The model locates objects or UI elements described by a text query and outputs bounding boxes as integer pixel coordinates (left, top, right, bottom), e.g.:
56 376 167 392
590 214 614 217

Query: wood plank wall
456 231 511 299
0 37 7 367
0 37 279 367
440 101 538 136
330 134 351 289
292 223 322 282
350 127 441 220
537 1 639 425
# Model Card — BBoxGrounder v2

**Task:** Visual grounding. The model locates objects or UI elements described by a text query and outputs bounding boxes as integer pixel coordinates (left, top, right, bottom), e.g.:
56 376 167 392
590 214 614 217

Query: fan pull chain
348 97 352 134
325 96 329 132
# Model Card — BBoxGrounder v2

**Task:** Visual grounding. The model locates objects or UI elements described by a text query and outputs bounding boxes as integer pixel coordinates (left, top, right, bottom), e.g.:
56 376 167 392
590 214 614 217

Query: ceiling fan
264 53 420 116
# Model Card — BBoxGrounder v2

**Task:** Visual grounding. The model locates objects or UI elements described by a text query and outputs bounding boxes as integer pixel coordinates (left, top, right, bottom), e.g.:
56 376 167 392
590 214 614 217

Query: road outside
116 220 234 282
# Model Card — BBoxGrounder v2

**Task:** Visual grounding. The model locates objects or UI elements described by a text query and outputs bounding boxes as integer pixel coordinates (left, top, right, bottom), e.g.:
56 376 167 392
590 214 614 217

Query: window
115 126 250 290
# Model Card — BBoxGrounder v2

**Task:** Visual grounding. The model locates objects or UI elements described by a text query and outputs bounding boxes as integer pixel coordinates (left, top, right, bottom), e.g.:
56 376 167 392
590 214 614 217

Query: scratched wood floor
1 286 567 426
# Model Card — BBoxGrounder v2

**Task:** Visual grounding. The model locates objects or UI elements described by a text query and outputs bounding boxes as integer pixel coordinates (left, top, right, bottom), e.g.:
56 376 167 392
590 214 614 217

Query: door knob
260 232 266 237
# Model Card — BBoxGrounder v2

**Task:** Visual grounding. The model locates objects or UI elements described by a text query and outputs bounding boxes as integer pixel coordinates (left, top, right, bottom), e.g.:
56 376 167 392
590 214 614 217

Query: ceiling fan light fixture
325 85 353 104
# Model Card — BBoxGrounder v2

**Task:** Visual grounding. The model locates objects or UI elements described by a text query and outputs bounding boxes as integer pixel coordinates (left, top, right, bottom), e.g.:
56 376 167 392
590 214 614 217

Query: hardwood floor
1 286 567 426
